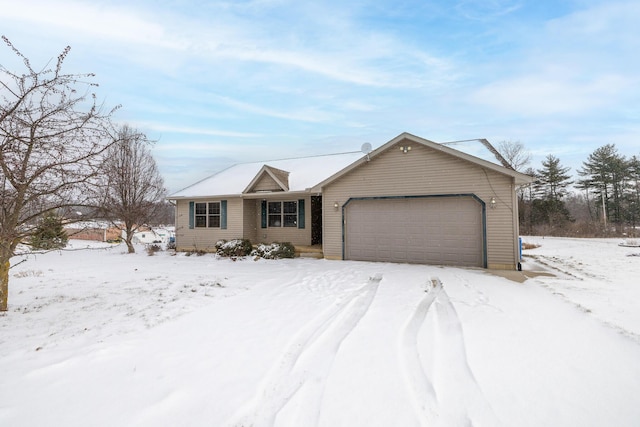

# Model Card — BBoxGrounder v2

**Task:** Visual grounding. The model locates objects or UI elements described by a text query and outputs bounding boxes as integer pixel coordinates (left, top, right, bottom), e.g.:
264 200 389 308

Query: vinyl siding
251 174 283 192
175 197 244 251
251 196 312 246
322 141 519 268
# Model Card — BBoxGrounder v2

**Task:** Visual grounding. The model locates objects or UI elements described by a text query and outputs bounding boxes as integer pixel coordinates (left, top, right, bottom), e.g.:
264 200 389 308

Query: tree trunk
1 259 9 312
125 237 135 254
124 224 136 253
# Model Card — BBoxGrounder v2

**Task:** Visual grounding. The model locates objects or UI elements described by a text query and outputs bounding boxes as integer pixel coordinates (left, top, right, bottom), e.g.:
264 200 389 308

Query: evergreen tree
531 155 573 230
31 212 68 250
626 156 640 232
578 144 628 225
536 155 572 201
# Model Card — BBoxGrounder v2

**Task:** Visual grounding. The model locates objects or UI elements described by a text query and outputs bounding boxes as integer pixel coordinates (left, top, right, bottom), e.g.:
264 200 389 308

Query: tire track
226 274 381 427
399 277 502 427
431 278 502 427
398 277 441 426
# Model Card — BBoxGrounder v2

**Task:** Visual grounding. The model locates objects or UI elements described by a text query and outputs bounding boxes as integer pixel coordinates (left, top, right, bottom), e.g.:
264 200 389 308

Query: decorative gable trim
243 165 290 193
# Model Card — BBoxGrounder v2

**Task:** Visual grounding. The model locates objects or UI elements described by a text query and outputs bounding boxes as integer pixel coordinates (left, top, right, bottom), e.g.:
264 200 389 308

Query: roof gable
313 132 533 190
168 133 533 199
244 165 290 193
169 151 365 199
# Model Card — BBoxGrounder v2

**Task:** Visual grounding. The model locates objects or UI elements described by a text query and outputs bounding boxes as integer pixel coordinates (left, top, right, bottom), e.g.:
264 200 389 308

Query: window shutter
298 199 305 229
188 201 194 229
261 200 267 228
220 200 227 229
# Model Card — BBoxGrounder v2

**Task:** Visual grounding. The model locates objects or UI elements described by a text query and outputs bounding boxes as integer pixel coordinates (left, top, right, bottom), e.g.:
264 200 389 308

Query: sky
1 0 639 193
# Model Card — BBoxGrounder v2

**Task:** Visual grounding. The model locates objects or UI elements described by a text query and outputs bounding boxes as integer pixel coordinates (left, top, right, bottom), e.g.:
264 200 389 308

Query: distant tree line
504 142 640 237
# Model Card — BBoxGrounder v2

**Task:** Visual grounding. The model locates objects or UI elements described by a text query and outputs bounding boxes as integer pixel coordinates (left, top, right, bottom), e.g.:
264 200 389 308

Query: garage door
345 196 484 267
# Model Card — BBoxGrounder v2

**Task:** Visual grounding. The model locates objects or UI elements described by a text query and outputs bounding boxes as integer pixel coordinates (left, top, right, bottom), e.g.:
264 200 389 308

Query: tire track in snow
398 277 441 426
431 277 502 427
400 277 502 427
226 274 381 427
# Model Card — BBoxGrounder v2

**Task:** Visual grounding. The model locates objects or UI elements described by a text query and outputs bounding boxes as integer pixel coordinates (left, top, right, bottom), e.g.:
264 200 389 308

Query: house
168 133 532 270
129 227 175 245
64 221 122 242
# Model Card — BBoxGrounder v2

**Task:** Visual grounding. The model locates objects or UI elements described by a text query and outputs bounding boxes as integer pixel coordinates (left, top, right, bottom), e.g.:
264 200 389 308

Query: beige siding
251 174 283 192
268 167 290 189
175 195 314 249
175 197 245 251
322 141 519 268
252 197 313 246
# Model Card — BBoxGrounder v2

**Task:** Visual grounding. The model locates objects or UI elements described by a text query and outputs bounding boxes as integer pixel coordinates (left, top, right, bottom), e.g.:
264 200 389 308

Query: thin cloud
2 0 638 193
471 73 630 116
455 0 523 21
2 0 457 89
142 123 262 139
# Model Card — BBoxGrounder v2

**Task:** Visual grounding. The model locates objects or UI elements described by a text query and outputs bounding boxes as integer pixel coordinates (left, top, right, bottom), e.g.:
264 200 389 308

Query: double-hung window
268 201 297 227
194 202 221 228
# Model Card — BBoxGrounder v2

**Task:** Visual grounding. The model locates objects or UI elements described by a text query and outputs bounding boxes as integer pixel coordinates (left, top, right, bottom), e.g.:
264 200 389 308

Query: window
268 201 297 227
195 202 221 228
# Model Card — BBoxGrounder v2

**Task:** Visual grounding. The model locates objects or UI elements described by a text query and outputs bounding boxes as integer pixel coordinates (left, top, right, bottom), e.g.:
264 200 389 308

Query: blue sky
2 0 638 192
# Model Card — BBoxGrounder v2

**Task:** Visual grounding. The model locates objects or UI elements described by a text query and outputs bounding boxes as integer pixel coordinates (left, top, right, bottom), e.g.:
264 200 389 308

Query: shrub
215 239 253 257
146 244 162 256
184 248 207 256
30 211 68 250
521 242 541 250
252 242 295 259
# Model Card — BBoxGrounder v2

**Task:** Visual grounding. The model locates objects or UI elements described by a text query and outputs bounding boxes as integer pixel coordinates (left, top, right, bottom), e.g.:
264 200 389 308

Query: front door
311 196 322 245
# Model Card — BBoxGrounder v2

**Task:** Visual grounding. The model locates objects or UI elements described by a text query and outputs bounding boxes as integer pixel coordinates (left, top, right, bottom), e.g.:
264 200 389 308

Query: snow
1 238 639 426
169 152 365 198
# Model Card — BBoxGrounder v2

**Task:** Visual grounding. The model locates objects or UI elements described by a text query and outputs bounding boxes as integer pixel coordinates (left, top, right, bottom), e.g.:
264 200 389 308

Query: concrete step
295 245 324 259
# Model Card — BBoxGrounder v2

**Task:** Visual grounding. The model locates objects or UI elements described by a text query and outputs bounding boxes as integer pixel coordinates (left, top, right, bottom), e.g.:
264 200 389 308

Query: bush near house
212 240 296 259
215 239 253 257
251 242 295 259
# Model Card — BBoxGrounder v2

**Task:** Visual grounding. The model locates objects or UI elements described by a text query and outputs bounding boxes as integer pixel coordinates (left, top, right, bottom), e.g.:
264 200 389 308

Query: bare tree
496 140 531 172
1 36 118 311
98 125 166 253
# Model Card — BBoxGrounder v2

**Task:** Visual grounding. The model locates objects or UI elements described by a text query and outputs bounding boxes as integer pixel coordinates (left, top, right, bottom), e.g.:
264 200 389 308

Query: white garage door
345 196 484 267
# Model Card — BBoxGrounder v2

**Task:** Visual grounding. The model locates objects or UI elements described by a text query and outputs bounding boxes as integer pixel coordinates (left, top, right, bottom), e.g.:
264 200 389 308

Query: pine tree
626 156 640 232
578 144 628 225
31 212 68 250
532 155 573 230
537 155 572 201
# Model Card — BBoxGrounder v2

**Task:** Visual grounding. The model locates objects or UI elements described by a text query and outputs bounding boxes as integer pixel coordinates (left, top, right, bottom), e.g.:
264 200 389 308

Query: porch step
295 245 324 259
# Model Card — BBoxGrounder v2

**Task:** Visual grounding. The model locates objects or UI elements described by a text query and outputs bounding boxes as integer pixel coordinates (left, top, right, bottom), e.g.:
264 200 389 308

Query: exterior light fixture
334 201 339 210
400 146 412 154
490 197 497 208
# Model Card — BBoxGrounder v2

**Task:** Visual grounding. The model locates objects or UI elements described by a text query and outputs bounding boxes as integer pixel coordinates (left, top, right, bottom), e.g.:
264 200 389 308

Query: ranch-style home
168 132 532 270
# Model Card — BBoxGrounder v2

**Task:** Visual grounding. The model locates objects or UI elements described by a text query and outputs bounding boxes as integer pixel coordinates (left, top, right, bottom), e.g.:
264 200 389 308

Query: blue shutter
298 199 305 229
261 200 267 228
188 201 194 229
221 200 227 229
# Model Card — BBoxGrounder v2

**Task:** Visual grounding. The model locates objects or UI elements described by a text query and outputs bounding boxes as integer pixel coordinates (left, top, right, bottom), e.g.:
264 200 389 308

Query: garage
344 196 485 267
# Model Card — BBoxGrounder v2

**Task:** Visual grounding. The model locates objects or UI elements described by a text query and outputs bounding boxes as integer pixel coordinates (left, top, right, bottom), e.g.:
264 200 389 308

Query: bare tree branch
96 124 166 253
1 36 119 311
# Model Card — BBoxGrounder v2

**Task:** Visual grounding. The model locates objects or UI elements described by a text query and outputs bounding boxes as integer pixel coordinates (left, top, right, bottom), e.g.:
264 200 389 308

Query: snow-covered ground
1 238 639 426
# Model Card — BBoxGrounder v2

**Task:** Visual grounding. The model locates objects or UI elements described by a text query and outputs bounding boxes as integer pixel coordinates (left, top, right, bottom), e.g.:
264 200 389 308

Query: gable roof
244 165 290 193
312 132 533 191
169 151 365 199
168 132 533 199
